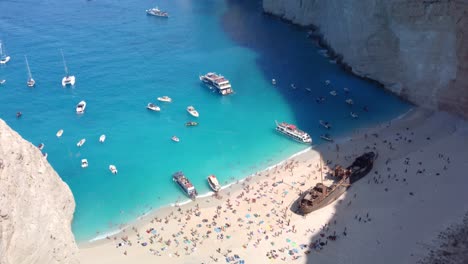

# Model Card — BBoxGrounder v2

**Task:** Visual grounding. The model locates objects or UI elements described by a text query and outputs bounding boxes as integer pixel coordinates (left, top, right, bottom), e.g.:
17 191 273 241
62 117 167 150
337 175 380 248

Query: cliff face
0 120 78 264
263 0 468 118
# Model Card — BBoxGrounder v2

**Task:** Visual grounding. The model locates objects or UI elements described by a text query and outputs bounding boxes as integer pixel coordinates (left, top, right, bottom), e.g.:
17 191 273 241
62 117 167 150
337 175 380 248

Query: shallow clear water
0 0 410 241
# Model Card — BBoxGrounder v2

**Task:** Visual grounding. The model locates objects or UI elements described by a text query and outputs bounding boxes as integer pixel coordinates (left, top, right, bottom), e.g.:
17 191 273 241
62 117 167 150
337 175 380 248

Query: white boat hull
62 76 76 86
99 135 106 143
56 129 64 138
109 165 118 174
0 56 10 64
77 139 86 147
76 101 86 114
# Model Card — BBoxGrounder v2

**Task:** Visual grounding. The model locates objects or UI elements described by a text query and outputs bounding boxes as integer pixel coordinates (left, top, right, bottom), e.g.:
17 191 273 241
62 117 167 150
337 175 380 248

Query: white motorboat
76 100 86 114
77 138 86 147
350 112 359 119
330 90 337 96
343 87 350 93
147 103 160 111
37 143 45 150
157 96 172 103
320 134 334 142
146 7 169 17
56 129 64 138
99 134 106 143
81 159 89 168
187 106 199 117
171 135 180 142
319 120 332 129
207 174 221 192
0 80 5 85
325 80 331 86
24 55 35 87
272 79 276 85
43 153 48 159
61 50 76 86
0 41 11 64
109 165 118 174
345 99 354 105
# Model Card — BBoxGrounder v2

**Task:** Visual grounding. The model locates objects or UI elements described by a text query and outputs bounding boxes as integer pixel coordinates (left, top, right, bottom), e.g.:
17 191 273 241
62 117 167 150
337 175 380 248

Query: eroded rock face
263 0 468 118
0 120 78 264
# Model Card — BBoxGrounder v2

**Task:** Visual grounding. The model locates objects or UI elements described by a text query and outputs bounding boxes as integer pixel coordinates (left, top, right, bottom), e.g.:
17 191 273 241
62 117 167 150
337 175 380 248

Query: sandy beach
79 108 468 264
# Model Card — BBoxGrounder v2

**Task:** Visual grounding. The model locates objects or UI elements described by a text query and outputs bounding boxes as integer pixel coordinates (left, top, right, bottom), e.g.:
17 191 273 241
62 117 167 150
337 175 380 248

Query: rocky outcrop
0 120 78 264
263 0 468 119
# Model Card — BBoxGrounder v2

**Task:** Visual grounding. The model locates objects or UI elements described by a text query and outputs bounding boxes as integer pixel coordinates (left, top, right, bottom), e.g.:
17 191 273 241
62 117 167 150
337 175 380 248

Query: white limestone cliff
0 119 78 264
263 0 468 118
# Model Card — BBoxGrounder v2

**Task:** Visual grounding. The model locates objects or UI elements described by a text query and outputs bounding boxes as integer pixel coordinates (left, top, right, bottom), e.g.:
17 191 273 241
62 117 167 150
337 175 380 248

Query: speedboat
345 99 354 105
76 101 86 114
0 41 11 64
325 80 331 86
350 112 359 119
319 120 332 129
147 103 160 111
56 129 64 138
207 174 221 192
146 7 169 17
37 143 45 151
330 90 337 96
171 136 180 142
99 134 106 143
185 121 198 127
61 50 76 86
0 80 5 85
109 165 118 174
272 79 276 85
187 106 199 117
77 138 86 147
25 55 35 87
81 159 89 168
157 96 172 103
320 134 334 142
343 87 350 93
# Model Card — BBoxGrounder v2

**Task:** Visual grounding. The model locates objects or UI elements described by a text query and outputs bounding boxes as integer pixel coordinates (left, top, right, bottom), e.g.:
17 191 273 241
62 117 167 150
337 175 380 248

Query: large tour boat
199 72 233 95
275 121 312 144
173 171 198 200
298 152 376 215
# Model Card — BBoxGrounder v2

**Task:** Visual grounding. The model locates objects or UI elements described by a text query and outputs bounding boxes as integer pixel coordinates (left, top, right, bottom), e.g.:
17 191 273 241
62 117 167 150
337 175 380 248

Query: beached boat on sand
37 143 45 151
173 171 198 200
320 134 333 142
207 174 221 192
25 55 35 87
171 136 180 142
297 152 376 215
0 41 11 64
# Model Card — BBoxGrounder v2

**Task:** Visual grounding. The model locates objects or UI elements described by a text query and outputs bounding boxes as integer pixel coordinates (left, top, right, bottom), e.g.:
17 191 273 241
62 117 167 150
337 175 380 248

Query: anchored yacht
199 72 233 95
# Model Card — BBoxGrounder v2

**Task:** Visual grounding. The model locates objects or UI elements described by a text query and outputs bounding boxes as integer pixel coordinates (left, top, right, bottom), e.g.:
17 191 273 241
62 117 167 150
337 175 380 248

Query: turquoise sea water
0 0 410 241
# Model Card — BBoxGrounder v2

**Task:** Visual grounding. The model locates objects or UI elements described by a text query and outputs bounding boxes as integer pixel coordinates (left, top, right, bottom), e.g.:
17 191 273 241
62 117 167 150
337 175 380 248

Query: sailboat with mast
60 50 75 86
24 55 35 87
0 41 11 64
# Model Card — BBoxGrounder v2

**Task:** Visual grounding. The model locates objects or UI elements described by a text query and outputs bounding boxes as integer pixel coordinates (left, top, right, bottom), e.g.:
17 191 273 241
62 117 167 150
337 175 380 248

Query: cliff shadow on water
221 0 411 144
